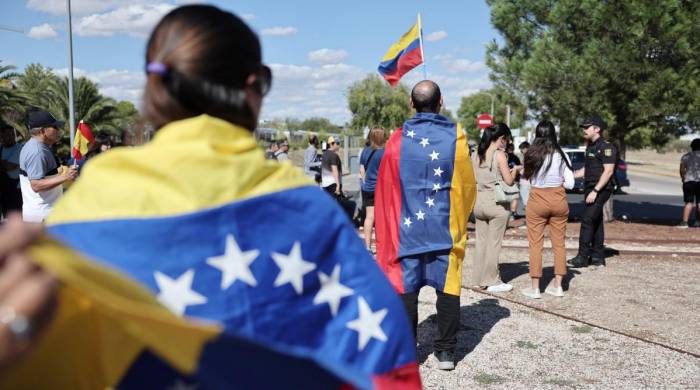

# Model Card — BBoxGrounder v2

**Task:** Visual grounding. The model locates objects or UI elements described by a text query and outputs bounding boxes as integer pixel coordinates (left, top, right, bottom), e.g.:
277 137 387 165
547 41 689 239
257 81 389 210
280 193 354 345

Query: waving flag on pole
377 15 425 86
374 115 476 296
71 120 95 160
2 115 420 389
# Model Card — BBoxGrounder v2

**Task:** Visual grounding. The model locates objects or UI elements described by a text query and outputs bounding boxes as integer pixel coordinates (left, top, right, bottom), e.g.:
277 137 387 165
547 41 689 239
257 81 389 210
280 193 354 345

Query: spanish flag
375 115 476 296
72 120 95 160
377 16 424 87
2 115 421 389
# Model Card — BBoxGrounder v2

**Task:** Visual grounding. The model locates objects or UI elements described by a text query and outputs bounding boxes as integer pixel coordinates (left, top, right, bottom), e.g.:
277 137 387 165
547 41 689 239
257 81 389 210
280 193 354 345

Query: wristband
592 188 599 193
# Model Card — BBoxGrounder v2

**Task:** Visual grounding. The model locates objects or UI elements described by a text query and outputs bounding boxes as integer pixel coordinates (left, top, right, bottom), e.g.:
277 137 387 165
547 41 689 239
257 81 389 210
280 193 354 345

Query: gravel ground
416 288 700 389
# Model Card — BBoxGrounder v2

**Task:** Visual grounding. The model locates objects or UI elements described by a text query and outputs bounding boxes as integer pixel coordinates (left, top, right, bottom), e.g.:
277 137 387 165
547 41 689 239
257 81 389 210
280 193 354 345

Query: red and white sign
477 113 493 129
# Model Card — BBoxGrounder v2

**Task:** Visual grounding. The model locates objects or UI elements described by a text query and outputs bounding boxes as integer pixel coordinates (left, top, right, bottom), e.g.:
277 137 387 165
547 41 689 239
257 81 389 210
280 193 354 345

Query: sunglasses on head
252 65 272 96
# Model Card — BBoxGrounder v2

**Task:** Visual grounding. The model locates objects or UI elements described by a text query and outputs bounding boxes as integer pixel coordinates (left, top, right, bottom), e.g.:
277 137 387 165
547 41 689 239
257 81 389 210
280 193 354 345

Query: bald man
375 80 477 370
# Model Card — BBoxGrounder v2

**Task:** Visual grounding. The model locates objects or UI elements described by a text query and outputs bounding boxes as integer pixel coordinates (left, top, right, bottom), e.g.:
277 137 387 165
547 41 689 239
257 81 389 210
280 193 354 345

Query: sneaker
434 350 455 371
521 287 541 299
677 222 689 229
590 257 606 268
545 285 565 297
486 283 513 293
567 255 589 268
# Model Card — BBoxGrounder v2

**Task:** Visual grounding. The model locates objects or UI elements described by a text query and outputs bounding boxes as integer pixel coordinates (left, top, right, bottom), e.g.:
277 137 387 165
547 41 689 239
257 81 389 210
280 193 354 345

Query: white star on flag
206 234 259 289
154 269 207 316
419 138 430 147
432 183 441 191
429 150 440 161
406 129 416 138
425 197 435 207
346 296 388 351
416 210 426 220
313 264 354 316
433 166 444 177
271 241 316 294
403 217 412 227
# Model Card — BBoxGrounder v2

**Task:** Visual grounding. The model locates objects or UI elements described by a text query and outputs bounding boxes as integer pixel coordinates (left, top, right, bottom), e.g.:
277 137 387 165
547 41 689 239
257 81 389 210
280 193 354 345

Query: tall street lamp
478 91 495 119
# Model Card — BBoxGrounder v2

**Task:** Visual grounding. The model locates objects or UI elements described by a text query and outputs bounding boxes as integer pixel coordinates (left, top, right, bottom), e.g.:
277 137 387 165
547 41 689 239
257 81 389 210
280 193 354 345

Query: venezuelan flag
72 120 95 160
375 115 476 296
377 17 424 86
2 115 421 389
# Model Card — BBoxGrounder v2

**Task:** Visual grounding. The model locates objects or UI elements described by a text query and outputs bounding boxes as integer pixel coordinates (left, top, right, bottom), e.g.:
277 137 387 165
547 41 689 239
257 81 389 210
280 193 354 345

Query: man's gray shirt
20 137 57 180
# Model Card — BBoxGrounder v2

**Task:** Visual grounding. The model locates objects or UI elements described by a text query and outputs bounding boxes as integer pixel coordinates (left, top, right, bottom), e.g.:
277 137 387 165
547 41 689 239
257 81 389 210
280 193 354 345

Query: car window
566 151 585 164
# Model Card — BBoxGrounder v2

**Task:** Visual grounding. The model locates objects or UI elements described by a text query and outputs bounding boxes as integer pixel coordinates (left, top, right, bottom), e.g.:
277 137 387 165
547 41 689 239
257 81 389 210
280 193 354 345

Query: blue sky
1 0 500 124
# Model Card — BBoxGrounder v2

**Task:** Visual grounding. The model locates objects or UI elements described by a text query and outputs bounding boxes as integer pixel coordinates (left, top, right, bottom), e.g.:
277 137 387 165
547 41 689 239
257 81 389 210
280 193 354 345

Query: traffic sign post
477 113 493 129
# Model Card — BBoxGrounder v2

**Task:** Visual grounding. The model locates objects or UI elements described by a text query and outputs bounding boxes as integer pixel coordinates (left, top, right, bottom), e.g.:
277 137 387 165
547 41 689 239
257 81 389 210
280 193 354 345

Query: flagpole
66 0 76 149
417 13 427 80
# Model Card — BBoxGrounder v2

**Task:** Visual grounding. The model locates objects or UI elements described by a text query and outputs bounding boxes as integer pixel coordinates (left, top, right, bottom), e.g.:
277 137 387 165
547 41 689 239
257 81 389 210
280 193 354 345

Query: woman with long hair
471 123 520 292
521 120 574 298
359 126 387 251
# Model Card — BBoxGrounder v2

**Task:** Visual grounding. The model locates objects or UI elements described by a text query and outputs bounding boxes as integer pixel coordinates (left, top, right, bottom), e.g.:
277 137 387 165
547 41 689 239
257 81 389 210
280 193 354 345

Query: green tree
486 0 700 156
457 88 527 142
300 117 337 133
347 75 411 134
0 62 27 133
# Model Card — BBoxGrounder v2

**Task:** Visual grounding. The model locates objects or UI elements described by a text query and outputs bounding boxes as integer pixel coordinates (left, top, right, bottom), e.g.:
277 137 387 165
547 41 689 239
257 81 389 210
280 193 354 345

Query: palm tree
0 62 28 135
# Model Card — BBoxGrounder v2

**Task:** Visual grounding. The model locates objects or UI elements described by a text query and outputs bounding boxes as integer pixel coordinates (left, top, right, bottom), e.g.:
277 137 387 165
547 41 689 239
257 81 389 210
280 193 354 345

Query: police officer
568 115 616 268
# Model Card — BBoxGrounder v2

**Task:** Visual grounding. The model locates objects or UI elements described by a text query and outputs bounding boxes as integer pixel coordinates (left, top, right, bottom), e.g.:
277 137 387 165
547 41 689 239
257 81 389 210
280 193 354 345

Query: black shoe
591 257 606 268
434 350 455 371
567 255 589 268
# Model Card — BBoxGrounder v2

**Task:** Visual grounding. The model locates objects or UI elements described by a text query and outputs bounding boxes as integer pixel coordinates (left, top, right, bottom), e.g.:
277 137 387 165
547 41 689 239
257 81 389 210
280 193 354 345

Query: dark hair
477 123 512 164
691 138 700 151
519 141 530 149
143 5 270 131
411 81 441 113
523 120 572 180
309 134 318 146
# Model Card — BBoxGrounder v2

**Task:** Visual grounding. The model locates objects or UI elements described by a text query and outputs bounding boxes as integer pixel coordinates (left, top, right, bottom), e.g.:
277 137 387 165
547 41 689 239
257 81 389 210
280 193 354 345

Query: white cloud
27 23 58 39
75 3 175 37
446 59 486 74
402 71 491 114
260 26 297 36
425 31 448 42
53 68 145 104
262 63 366 123
308 49 349 65
27 0 151 16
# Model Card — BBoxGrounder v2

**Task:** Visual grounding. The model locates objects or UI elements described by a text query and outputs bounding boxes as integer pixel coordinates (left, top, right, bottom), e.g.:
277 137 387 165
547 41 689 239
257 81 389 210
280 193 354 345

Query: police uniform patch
604 148 612 157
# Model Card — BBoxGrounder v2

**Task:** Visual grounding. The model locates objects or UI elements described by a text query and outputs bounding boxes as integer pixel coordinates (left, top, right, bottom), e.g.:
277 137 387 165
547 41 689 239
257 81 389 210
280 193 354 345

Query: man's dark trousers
578 188 611 260
401 290 460 352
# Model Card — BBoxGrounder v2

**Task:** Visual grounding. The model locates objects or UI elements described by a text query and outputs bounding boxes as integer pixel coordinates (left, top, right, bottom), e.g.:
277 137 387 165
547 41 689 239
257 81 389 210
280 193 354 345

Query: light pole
478 91 495 119
66 0 76 148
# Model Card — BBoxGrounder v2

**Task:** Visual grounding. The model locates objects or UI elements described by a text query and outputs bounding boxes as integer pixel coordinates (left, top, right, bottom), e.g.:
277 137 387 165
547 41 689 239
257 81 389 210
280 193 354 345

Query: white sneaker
545 285 565 297
521 287 541 299
486 283 513 293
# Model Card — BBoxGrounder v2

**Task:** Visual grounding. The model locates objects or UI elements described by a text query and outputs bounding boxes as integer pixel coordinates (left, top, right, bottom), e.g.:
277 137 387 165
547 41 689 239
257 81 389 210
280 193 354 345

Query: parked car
561 147 630 193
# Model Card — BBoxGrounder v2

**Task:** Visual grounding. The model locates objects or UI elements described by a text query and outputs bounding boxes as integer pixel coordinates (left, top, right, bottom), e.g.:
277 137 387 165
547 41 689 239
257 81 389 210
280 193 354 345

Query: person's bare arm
496 151 516 185
574 168 585 178
29 167 77 193
331 165 341 194
680 161 686 181
359 164 366 181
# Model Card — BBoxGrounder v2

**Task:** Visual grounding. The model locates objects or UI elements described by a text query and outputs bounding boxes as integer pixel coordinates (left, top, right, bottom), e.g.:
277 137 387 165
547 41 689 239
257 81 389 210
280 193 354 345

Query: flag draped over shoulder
2 115 420 389
377 19 423 86
72 120 95 160
374 114 476 296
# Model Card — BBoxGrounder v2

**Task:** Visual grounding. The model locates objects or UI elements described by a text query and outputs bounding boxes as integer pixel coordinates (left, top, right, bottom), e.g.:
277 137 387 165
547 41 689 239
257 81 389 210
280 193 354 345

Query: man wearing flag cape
1 5 420 389
375 80 477 370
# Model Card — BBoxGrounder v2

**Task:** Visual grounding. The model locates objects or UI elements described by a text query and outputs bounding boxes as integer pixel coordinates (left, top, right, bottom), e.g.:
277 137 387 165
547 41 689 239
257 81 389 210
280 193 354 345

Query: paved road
625 170 681 196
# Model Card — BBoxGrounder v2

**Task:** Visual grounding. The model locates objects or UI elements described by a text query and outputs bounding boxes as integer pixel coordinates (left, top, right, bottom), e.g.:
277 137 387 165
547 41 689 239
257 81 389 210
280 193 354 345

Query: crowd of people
1 3 700 382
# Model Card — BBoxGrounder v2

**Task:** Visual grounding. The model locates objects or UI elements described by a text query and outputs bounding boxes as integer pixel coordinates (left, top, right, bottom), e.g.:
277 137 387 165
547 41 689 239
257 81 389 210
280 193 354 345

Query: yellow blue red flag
377 17 424 86
375 115 476 296
2 115 421 389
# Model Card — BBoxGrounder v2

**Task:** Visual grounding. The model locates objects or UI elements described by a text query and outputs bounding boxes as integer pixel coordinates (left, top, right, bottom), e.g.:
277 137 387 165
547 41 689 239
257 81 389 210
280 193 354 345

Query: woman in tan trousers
471 123 521 292
521 121 574 298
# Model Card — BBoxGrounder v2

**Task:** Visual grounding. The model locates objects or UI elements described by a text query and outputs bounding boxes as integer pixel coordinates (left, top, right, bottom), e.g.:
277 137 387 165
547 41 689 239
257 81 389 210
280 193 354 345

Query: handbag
490 150 519 203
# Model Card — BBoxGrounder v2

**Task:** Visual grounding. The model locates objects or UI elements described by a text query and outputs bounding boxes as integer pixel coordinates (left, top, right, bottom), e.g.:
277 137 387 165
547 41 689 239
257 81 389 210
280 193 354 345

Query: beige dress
471 149 510 287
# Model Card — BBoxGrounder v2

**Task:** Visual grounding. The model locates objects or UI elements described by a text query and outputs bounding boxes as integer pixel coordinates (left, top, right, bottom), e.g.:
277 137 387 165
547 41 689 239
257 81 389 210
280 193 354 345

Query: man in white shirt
19 111 77 222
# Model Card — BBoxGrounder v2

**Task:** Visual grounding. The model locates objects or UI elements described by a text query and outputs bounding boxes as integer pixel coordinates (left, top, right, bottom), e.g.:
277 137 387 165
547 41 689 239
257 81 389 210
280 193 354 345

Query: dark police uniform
577 138 617 264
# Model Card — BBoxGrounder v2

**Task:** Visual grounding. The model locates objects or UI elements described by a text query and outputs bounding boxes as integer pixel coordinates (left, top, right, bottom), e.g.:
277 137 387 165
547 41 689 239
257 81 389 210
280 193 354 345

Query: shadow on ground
416 298 510 364
500 262 582 290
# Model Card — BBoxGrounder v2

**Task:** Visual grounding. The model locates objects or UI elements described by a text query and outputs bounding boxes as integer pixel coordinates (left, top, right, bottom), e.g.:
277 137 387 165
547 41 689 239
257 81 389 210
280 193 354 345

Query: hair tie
146 62 168 76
